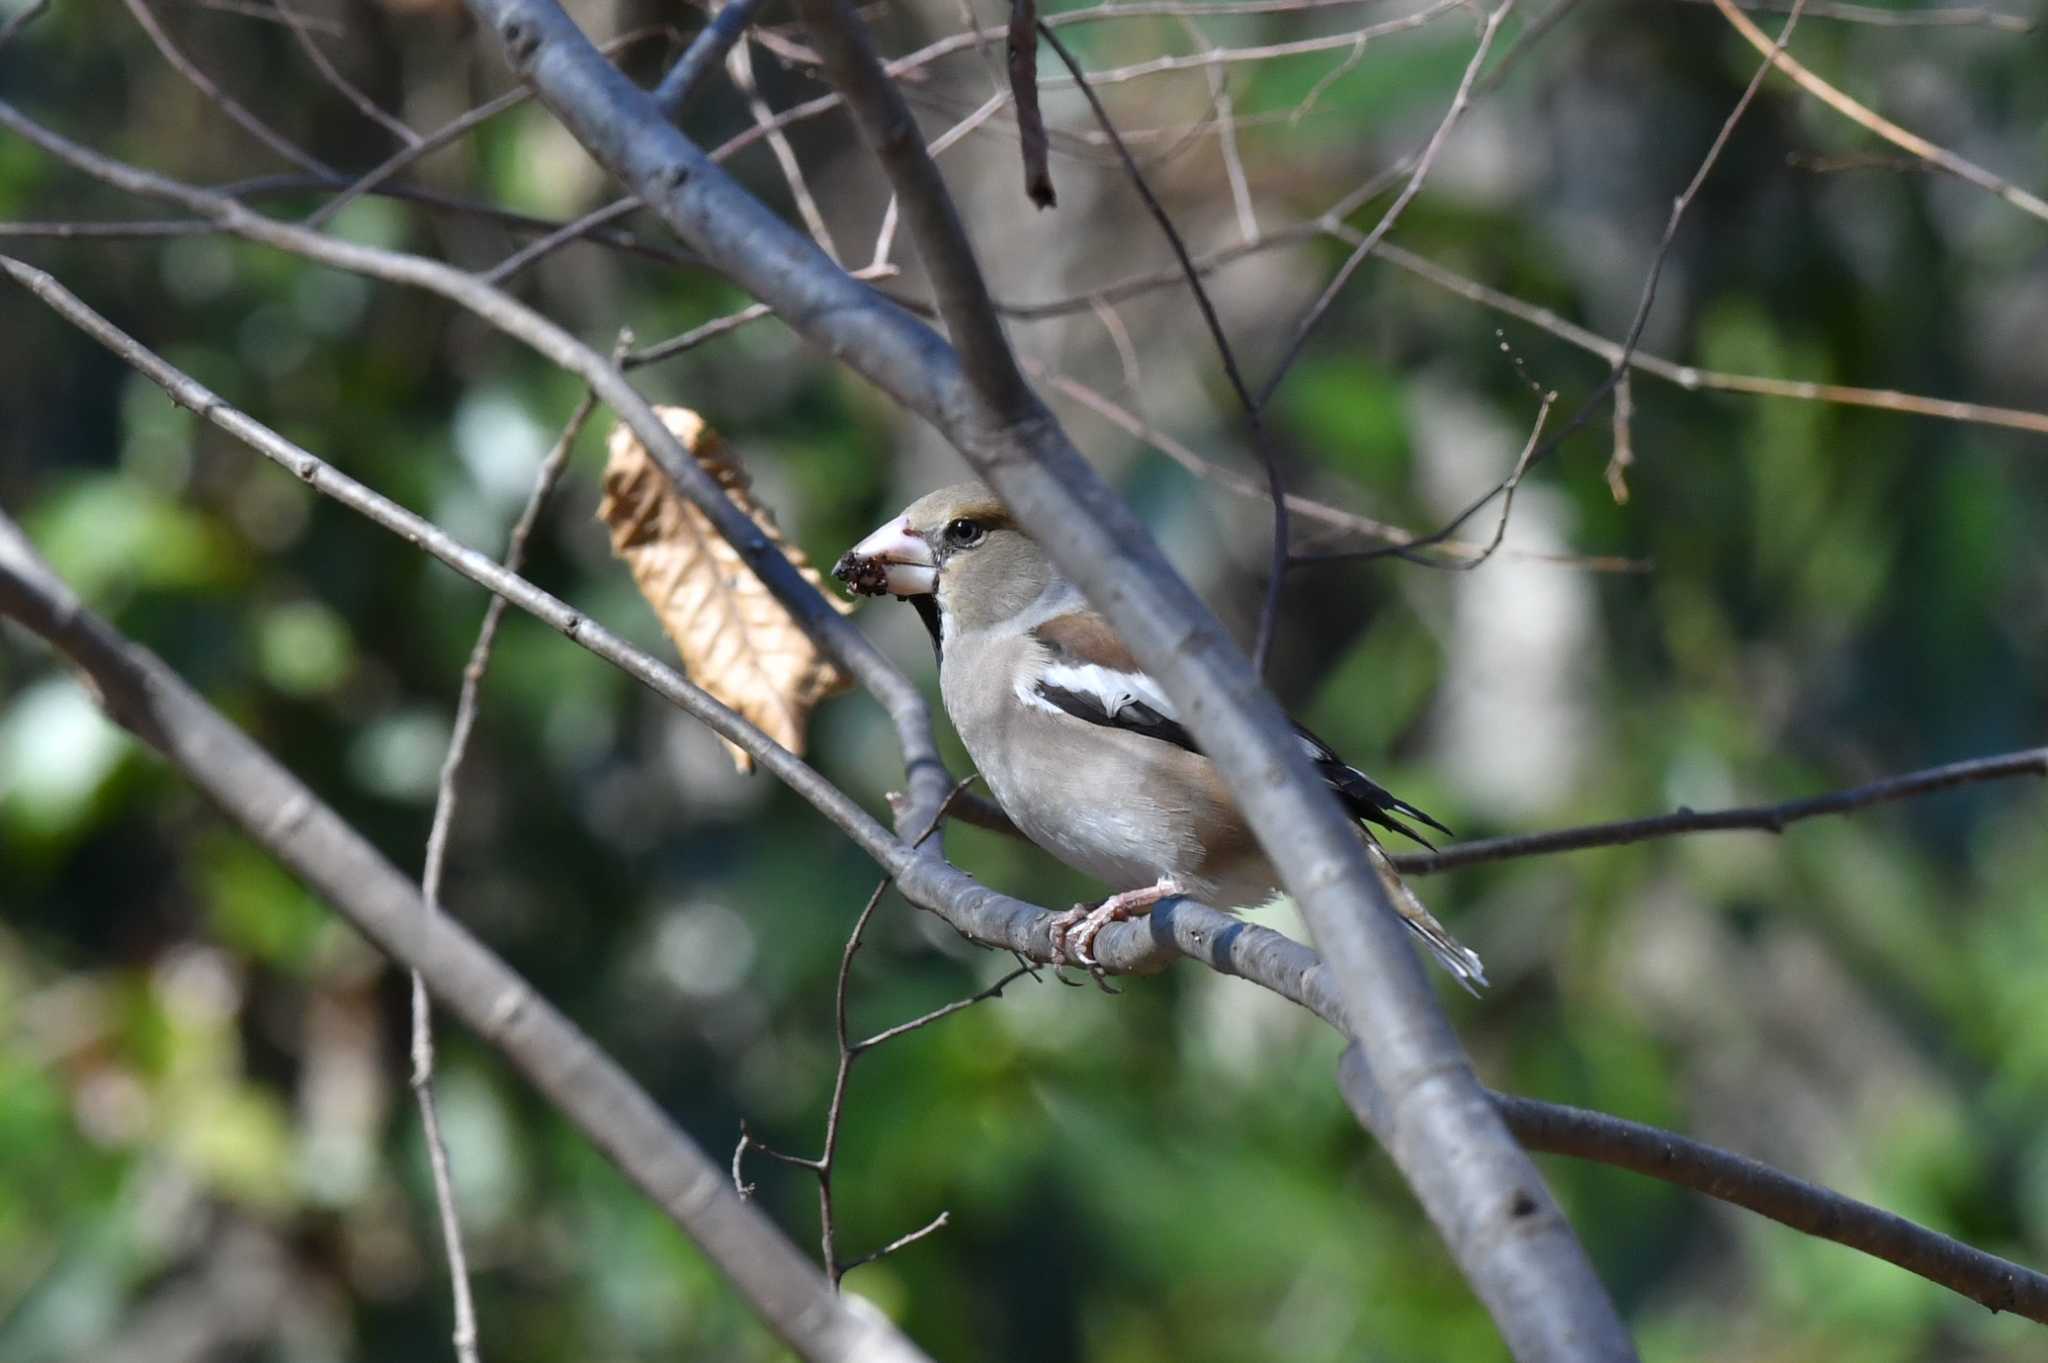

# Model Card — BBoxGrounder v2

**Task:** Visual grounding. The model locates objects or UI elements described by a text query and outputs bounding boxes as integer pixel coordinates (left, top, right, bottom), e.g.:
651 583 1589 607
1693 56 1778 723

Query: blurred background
3 0 2047 1358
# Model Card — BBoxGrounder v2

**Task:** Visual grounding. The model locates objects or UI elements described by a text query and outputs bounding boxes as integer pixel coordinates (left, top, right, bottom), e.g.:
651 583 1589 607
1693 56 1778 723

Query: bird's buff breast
942 661 1189 894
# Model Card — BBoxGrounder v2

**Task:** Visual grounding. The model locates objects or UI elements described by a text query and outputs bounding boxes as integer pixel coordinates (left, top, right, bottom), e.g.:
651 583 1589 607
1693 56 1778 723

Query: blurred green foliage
2 0 2046 1359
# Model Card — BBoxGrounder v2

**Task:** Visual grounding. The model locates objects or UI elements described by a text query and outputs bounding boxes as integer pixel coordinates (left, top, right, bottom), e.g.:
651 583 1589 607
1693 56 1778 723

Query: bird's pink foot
1048 878 1184 970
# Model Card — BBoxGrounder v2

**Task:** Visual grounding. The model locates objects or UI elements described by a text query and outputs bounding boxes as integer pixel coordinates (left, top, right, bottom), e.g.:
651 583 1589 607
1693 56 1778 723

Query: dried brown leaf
598 407 854 773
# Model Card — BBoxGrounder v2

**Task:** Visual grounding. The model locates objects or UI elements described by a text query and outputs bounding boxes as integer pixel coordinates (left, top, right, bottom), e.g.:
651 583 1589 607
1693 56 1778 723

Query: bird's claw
1048 901 1126 994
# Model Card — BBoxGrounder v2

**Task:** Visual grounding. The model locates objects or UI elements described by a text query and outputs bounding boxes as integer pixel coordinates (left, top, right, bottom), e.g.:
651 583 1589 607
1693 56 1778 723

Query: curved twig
1489 1090 2048 1322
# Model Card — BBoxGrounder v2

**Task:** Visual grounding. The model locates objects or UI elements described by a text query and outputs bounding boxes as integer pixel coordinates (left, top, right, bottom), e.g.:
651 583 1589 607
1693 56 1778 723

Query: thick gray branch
0 511 931 1363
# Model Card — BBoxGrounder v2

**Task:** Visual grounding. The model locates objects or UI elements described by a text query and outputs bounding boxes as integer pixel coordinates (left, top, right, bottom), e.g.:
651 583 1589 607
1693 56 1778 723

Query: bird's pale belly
998 776 1180 893
959 722 1185 894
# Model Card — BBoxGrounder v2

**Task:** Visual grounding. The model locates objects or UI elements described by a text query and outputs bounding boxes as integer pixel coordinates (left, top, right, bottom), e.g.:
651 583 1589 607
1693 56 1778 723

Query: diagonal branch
655 0 768 121
1292 0 1803 570
1711 0 2048 223
120 0 334 175
0 102 955 837
1255 0 1512 409
0 510 935 1363
1486 1087 2048 1322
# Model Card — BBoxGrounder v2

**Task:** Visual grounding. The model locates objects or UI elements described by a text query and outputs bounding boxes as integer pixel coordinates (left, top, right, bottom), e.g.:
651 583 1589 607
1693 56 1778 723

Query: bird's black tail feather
1326 763 1454 850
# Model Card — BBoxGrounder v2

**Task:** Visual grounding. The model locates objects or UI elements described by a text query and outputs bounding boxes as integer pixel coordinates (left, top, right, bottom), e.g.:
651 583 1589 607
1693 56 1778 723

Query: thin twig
120 0 334 175
817 876 895 1281
1293 0 1801 570
839 1213 952 1275
1473 0 1585 96
1043 0 1470 89
1007 0 1055 207
853 965 1037 1053
302 25 682 231
1037 22 1294 673
1256 0 1513 408
732 1122 759 1198
274 0 421 146
0 190 694 266
871 89 1013 269
1291 30 1369 125
734 780 987 1286
729 27 842 261
1711 0 2048 222
411 389 600 1363
185 0 345 36
1674 0 2032 31
1205 65 1257 242
1424 382 1556 574
1391 746 2048 875
203 171 700 267
943 205 2048 440
687 0 1468 184
1367 235 2048 437
478 196 642 286
655 0 769 121
1607 370 1634 503
1029 358 1643 570
624 263 900 369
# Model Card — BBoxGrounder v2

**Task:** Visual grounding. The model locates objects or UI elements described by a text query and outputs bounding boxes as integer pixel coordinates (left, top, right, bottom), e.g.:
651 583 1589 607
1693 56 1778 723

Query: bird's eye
943 518 986 549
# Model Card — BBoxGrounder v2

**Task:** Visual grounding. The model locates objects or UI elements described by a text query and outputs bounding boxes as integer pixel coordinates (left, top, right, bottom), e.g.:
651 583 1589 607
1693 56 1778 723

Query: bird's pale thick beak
833 519 937 598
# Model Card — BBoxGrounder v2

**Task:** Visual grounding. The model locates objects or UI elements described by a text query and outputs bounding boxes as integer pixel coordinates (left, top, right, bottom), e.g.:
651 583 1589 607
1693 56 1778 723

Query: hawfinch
834 483 1486 991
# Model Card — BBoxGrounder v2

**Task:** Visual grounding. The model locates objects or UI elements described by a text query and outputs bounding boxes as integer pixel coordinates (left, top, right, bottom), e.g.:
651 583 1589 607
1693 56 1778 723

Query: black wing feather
1035 683 1197 751
1034 678 1451 850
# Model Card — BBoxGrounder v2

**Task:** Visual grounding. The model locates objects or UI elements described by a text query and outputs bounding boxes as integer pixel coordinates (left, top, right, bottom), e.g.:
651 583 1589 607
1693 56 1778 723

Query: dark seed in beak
832 551 893 597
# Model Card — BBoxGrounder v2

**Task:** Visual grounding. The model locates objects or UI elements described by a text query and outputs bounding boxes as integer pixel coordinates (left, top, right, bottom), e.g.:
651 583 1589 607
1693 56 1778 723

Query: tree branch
1486 1088 2048 1323
0 510 935 1363
654 0 768 121
1712 0 2048 222
1390 747 2048 875
1254 0 1510 409
0 105 955 836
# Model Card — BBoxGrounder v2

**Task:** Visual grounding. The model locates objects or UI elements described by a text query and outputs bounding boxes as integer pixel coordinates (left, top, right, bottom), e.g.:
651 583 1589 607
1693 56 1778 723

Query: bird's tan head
833 482 1053 633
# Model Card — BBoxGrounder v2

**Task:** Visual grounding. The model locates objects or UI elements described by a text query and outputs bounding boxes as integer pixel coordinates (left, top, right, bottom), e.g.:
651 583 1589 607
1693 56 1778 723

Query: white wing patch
1033 660 1179 723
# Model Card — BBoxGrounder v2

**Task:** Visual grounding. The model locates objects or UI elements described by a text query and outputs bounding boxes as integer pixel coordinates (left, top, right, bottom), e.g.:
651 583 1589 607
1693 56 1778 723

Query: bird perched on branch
834 483 1485 991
